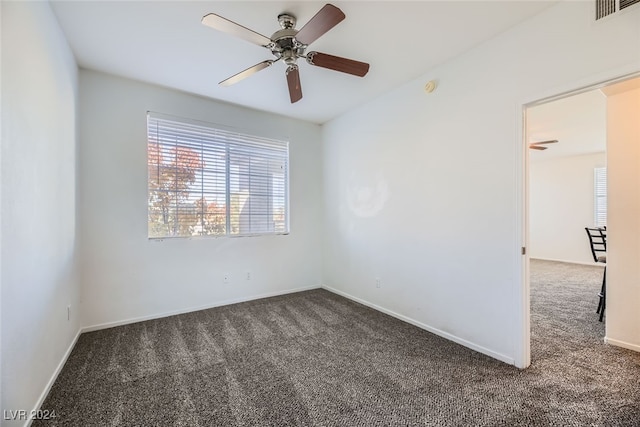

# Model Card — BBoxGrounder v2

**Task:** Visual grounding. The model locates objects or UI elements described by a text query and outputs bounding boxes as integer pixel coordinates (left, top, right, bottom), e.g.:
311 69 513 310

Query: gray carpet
36 260 640 426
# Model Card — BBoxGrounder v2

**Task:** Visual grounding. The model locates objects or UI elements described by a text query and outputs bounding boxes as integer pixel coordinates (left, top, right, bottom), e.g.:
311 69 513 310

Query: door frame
516 67 640 369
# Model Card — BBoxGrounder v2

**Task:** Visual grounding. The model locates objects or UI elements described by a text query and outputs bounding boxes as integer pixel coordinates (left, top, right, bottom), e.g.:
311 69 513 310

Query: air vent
620 0 640 10
596 0 640 20
596 0 617 19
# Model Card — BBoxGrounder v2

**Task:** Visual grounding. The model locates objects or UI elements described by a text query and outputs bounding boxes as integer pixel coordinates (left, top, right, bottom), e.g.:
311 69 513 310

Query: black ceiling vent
596 0 640 20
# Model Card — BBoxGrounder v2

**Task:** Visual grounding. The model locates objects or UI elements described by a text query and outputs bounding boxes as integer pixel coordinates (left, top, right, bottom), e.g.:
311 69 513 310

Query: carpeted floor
36 260 640 426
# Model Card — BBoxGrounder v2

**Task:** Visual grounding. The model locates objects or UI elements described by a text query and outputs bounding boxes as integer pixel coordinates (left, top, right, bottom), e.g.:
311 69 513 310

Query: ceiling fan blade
295 4 345 46
306 51 369 77
530 139 558 146
219 60 274 86
286 65 302 103
202 13 273 48
529 145 548 150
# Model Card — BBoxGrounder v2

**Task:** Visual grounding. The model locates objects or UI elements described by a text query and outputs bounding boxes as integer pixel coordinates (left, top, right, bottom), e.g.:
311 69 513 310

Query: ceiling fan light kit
202 3 370 104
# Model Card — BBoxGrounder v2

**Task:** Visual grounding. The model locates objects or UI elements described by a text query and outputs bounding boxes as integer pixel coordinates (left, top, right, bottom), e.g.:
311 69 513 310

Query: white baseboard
321 285 515 366
82 284 322 333
25 282 518 427
605 336 640 353
530 257 603 267
25 328 82 427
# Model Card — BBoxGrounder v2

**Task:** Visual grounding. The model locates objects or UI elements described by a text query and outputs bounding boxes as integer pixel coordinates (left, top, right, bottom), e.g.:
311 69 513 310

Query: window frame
594 166 607 228
146 112 290 240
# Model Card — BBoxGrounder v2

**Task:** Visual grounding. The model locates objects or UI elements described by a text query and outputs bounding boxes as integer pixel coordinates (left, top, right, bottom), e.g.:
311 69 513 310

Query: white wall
322 1 640 366
606 86 640 352
1 1 4 416
530 152 606 264
1 0 4 415
1 2 80 425
78 70 323 328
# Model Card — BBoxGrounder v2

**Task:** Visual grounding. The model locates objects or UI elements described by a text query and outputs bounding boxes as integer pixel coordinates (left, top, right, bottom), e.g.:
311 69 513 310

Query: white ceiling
527 76 640 161
50 1 557 124
527 90 607 162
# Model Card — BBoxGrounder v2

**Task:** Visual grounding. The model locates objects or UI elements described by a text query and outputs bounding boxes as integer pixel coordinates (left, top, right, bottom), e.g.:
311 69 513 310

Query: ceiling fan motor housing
271 14 306 65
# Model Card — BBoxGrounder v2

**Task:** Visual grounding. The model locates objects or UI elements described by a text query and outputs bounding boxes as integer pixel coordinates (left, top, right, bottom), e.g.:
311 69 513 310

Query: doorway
522 74 640 366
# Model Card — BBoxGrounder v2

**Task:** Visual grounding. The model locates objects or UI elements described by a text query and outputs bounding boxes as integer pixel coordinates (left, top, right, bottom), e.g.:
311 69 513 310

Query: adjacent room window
594 167 607 227
147 113 289 239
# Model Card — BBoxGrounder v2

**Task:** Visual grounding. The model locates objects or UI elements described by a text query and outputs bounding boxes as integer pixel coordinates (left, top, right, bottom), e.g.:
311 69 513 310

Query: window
594 167 607 227
147 113 289 238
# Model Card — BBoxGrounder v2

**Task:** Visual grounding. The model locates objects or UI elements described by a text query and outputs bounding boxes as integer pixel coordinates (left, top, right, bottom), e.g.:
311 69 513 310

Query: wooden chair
585 227 607 321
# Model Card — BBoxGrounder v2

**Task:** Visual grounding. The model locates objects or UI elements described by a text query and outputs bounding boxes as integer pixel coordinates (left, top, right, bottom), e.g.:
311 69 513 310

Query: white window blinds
147 113 289 238
594 167 607 227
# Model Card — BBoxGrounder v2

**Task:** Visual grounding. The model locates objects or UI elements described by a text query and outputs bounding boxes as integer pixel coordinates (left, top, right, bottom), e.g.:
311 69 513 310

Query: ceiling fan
201 4 370 104
529 140 558 150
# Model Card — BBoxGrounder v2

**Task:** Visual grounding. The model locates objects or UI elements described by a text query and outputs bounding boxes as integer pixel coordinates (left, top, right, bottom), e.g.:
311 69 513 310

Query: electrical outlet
246 271 251 280
67 305 71 321
224 273 230 284
375 278 381 288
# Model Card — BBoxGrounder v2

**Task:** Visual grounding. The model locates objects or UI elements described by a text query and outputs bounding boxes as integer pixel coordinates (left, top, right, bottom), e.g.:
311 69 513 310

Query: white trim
605 336 640 353
515 99 530 369
522 68 640 110
24 329 82 427
321 285 516 366
82 285 321 333
530 257 606 267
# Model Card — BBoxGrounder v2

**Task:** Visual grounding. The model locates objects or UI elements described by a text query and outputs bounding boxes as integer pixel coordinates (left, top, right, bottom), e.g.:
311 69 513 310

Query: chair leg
597 270 604 314
598 266 606 322
597 295 603 314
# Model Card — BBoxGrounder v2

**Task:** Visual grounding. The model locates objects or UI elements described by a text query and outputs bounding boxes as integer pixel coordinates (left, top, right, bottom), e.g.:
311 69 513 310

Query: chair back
585 227 607 263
